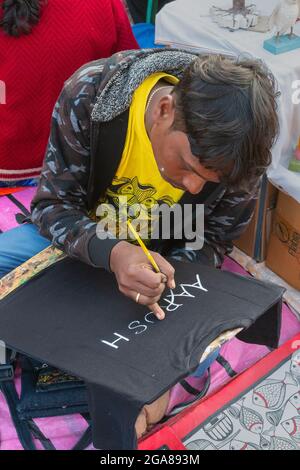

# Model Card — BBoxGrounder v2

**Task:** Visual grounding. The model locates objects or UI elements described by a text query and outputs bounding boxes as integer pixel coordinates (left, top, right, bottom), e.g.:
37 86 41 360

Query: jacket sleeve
31 69 119 271
202 184 260 267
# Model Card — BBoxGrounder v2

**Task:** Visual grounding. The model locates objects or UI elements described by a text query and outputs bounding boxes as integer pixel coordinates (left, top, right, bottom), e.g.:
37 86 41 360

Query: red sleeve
111 0 139 52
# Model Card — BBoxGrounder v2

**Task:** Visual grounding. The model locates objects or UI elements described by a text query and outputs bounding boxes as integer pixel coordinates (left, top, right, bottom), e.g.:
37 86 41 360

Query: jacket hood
91 48 198 123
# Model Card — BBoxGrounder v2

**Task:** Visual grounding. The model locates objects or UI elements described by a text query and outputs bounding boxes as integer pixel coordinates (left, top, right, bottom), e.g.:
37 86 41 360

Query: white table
156 0 300 203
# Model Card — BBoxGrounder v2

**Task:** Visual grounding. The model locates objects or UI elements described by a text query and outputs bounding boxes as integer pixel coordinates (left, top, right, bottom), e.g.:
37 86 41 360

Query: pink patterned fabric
0 187 37 232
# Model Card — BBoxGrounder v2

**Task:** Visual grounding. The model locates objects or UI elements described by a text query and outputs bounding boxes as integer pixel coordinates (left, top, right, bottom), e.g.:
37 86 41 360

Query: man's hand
110 241 175 320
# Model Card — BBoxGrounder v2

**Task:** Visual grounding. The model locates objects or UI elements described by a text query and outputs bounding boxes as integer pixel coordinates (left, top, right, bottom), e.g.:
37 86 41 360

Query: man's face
149 96 221 195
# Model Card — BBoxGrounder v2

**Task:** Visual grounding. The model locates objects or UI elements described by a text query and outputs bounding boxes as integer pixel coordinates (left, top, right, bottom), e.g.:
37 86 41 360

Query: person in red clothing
0 0 138 184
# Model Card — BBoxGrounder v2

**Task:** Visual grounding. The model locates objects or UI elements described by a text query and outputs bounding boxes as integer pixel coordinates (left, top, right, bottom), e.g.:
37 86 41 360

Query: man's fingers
149 303 165 321
128 256 174 290
124 289 165 320
119 272 166 297
135 281 166 299
141 264 167 285
134 293 162 307
132 264 165 289
153 254 176 289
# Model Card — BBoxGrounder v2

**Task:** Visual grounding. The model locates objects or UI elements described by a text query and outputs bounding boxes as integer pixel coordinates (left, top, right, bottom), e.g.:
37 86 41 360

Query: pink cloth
0 187 37 232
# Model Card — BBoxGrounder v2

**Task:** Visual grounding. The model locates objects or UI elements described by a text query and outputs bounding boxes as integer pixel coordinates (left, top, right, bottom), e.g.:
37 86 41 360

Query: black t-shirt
0 258 283 449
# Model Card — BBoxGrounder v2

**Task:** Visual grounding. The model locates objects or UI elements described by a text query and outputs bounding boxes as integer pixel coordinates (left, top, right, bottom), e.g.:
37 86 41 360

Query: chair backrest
146 0 159 23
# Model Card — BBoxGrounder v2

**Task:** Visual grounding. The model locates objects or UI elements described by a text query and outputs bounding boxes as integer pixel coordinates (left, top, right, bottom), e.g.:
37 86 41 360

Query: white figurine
210 6 259 31
269 0 299 41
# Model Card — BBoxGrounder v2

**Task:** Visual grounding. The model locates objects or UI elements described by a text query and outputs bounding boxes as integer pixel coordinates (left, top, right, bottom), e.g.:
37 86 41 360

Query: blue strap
6 193 31 217
216 354 237 378
27 419 56 451
72 425 93 451
163 368 212 419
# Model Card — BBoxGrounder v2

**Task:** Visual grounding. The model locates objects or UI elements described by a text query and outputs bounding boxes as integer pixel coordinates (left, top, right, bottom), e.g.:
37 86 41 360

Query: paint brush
127 220 166 320
127 220 160 273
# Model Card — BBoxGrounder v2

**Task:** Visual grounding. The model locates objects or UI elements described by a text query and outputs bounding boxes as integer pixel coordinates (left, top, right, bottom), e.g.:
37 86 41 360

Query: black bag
0 349 92 450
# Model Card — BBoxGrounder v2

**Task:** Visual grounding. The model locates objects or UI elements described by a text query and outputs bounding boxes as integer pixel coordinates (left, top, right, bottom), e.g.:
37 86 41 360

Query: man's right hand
110 241 175 320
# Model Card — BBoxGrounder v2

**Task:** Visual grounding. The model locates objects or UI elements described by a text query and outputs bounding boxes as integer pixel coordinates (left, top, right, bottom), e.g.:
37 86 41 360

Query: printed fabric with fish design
252 372 295 410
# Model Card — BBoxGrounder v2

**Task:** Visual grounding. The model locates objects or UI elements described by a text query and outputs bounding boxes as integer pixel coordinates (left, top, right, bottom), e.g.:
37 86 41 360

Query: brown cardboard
234 180 278 261
266 191 300 290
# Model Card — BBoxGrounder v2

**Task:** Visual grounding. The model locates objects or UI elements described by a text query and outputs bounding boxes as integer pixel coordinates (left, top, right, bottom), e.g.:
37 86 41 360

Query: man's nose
183 176 205 195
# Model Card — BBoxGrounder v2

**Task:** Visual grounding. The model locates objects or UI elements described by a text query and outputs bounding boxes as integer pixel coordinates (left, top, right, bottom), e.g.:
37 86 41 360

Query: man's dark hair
0 0 45 37
173 54 280 190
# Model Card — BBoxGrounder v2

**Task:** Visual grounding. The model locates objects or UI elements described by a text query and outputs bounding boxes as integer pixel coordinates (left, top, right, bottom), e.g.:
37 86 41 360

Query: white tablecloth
156 0 300 202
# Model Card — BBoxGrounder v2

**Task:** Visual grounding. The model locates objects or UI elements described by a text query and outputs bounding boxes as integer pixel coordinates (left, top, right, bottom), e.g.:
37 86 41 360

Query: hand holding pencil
110 224 175 320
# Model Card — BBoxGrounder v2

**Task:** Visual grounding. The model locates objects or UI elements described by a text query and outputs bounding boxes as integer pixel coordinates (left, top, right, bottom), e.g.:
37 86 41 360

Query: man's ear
156 95 175 125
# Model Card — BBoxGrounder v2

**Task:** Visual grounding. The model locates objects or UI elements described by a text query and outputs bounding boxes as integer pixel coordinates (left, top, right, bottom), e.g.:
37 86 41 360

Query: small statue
210 1 258 31
212 0 256 16
269 0 299 41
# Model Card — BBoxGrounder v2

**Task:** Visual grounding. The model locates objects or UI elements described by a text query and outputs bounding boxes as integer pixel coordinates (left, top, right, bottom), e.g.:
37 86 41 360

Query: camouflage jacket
31 48 259 270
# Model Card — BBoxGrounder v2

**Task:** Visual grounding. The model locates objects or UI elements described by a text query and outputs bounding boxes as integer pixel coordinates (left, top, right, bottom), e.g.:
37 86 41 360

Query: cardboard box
266 191 300 290
234 177 278 262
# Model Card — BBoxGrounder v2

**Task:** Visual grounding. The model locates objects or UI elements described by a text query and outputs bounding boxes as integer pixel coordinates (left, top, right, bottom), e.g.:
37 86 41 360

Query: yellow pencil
127 220 160 273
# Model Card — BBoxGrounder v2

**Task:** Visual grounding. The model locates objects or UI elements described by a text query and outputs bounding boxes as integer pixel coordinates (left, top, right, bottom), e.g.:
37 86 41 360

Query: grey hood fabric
91 48 197 122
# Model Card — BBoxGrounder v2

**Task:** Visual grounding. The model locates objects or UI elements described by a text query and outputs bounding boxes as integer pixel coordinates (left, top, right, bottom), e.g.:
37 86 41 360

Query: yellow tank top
91 72 184 243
